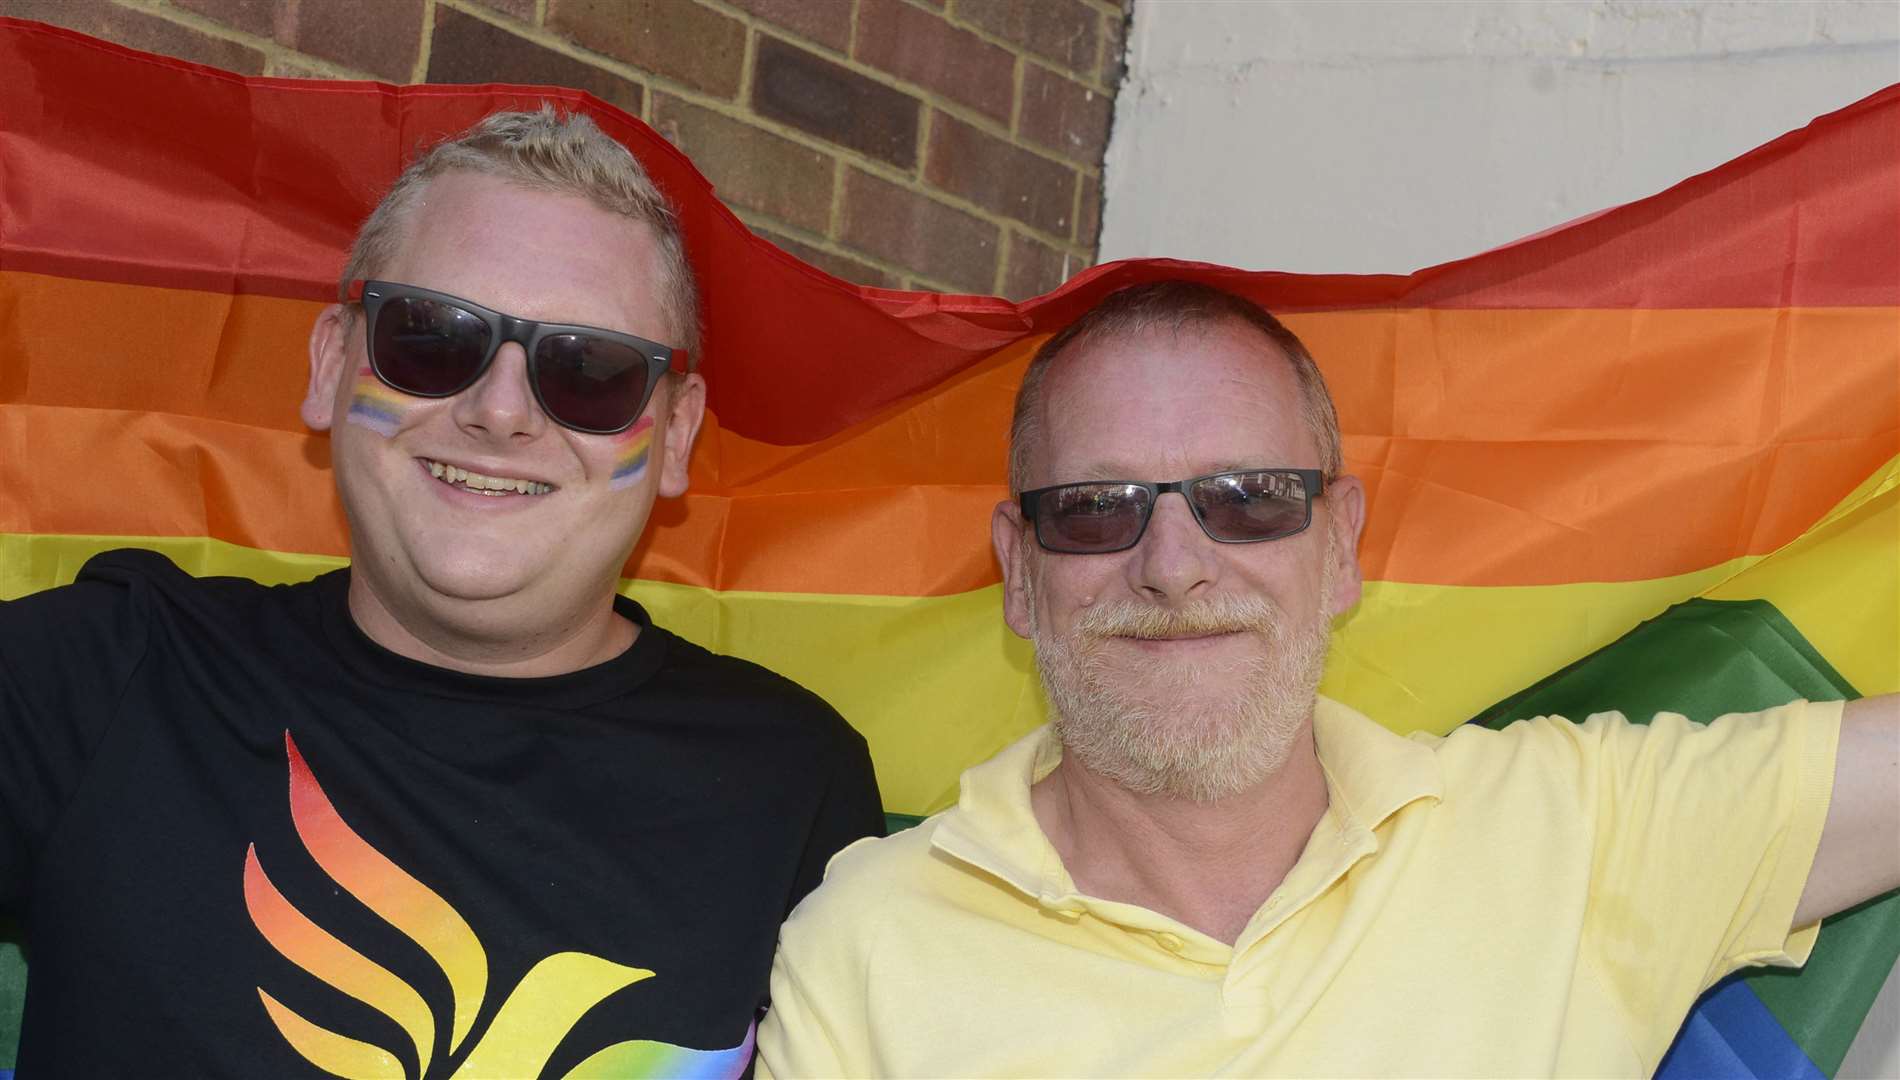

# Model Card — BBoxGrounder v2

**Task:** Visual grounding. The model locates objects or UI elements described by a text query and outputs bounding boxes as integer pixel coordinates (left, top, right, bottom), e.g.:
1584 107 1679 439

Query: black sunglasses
1019 469 1326 554
349 279 688 435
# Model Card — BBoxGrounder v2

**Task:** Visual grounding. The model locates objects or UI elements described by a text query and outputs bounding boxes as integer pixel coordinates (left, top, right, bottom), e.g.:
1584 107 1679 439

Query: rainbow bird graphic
244 733 751 1080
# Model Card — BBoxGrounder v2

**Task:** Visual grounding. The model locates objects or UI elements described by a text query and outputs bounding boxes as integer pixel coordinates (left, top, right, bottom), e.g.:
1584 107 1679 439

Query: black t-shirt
0 550 883 1078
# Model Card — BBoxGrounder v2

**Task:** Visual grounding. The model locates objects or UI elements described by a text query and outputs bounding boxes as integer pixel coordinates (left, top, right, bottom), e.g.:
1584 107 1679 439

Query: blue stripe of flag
1658 976 1825 1080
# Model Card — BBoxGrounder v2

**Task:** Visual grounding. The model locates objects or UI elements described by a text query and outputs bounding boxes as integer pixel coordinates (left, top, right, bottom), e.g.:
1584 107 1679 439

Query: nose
1126 491 1217 602
451 342 547 441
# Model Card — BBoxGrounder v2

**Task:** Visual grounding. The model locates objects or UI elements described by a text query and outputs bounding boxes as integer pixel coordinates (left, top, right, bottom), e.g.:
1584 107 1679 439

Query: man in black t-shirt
0 109 883 1077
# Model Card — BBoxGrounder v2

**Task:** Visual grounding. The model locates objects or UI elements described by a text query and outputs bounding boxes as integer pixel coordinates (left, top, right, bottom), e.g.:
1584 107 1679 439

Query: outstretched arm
1794 693 1900 927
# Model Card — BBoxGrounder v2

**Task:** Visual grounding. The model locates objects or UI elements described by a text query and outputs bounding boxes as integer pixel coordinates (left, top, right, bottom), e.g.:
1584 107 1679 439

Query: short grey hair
339 105 700 359
1007 281 1343 492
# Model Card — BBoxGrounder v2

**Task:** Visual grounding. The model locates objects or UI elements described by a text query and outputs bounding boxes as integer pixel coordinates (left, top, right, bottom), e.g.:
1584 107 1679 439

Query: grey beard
1028 547 1337 803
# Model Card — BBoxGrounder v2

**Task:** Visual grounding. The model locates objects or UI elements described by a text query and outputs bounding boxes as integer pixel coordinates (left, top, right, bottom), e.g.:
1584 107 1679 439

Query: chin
1035 616 1332 803
1061 671 1303 801
407 549 546 606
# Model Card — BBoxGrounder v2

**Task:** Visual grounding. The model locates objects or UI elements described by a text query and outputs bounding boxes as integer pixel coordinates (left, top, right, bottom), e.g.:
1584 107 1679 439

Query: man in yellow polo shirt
756 281 1899 1078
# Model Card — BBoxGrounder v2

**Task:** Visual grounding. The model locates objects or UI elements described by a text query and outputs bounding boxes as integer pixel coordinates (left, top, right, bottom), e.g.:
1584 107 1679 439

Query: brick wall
3 0 1129 298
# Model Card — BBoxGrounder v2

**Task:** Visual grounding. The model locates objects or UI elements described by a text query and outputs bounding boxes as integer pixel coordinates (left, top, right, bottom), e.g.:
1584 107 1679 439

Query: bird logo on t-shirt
242 731 751 1079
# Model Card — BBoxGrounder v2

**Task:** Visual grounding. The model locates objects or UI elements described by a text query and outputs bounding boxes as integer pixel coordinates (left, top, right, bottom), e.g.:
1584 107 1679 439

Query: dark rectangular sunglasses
349 279 688 435
1020 469 1326 554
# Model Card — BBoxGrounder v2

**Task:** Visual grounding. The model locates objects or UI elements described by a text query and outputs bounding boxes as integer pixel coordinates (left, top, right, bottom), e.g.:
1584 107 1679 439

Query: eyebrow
1053 462 1283 484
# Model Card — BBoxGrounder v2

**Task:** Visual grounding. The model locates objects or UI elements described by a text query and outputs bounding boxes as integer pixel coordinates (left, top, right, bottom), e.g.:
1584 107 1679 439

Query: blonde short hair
339 105 699 358
1008 281 1343 493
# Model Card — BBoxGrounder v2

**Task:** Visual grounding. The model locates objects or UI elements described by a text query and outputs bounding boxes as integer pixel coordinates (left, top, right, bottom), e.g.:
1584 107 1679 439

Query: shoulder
1423 701 1831 797
782 821 944 937
1425 709 1653 763
68 547 291 615
4 549 328 664
0 550 298 735
649 627 865 746
2 549 195 644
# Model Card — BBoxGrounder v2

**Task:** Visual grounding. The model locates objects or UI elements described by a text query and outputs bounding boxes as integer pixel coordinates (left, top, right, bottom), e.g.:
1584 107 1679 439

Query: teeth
424 459 551 496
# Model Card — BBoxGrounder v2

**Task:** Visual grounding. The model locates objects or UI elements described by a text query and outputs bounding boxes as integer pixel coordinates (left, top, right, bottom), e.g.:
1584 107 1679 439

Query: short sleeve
784 729 884 916
757 927 850 1080
0 558 156 909
1572 700 1840 1049
758 834 885 1080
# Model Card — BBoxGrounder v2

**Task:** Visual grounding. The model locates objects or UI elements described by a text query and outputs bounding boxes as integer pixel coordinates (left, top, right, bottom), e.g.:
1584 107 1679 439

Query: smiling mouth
1125 630 1240 641
423 459 554 496
1108 628 1253 649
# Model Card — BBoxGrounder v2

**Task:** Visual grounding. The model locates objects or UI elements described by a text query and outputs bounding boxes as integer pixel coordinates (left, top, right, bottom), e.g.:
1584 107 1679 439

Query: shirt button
1156 932 1185 952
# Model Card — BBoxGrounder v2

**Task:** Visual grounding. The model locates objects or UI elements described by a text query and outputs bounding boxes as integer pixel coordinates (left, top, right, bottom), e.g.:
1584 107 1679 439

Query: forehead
380 171 669 335
1034 318 1316 482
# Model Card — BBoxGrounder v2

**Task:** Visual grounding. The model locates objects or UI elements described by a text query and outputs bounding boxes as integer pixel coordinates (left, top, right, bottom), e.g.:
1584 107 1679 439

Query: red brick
170 0 281 39
548 0 746 99
290 0 424 81
924 114 1073 236
841 168 998 293
4 0 266 74
1018 63 1112 165
653 93 835 233
752 226 903 289
751 36 921 169
1099 1 1129 87
1003 230 1076 299
470 0 538 22
725 0 850 53
954 0 1097 73
1076 175 1102 248
429 9 644 115
855 0 1014 125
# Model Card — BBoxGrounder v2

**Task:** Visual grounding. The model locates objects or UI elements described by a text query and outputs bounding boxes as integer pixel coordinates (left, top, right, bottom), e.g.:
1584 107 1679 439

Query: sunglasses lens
370 296 492 396
532 334 655 433
1037 484 1152 553
1191 471 1312 541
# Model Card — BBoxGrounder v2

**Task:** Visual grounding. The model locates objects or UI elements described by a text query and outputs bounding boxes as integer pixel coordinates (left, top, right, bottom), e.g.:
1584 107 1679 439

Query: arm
755 949 853 1080
1793 693 1900 926
0 564 154 905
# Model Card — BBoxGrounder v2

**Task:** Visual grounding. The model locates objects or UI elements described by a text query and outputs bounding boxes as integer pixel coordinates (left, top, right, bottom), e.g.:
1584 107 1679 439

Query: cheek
344 367 414 439
607 416 656 491
1033 560 1105 627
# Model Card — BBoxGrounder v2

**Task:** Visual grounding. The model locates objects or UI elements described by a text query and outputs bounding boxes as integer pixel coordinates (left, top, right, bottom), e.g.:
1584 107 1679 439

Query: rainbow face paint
345 366 411 437
609 416 655 490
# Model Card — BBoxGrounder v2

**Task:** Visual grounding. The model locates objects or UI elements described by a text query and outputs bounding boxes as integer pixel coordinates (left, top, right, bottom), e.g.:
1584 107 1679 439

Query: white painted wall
1100 1 1899 1074
1101 0 1900 273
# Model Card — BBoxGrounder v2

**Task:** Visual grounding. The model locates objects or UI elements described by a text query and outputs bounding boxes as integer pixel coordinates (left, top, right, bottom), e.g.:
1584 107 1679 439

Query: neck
345 573 636 678
1030 721 1329 945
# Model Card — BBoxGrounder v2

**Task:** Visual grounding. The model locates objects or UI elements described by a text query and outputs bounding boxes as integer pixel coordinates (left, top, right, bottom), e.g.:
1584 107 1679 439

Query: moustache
1072 595 1282 641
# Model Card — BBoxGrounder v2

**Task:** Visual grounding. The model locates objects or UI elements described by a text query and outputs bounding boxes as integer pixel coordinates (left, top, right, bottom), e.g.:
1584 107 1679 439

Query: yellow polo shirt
758 697 1839 1078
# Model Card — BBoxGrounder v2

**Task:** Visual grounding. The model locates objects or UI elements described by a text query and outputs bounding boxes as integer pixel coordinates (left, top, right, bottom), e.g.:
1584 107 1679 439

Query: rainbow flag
1 17 1894 1077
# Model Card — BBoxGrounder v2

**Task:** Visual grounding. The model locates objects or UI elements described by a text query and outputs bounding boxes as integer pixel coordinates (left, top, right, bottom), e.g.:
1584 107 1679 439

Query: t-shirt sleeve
758 836 885 1080
0 561 155 910
757 926 855 1080
785 728 885 917
1569 699 1840 1047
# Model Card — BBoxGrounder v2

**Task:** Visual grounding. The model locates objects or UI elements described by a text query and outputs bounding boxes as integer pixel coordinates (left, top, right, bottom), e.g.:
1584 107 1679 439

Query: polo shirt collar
930 696 1443 907
1310 695 1443 832
932 722 1072 904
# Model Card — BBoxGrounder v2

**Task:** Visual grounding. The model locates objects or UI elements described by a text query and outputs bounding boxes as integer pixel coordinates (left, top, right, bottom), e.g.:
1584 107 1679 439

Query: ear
655 373 707 499
302 304 355 431
1322 473 1368 616
992 499 1036 641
